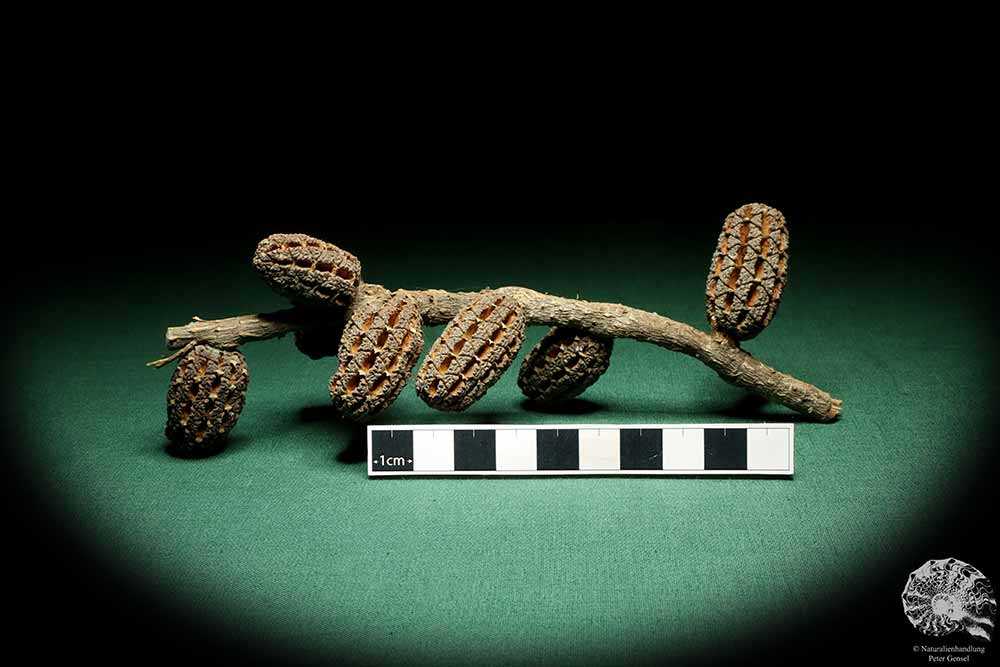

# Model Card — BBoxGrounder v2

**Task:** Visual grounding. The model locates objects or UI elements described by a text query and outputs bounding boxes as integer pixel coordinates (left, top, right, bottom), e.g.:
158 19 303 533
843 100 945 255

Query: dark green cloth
10 225 996 664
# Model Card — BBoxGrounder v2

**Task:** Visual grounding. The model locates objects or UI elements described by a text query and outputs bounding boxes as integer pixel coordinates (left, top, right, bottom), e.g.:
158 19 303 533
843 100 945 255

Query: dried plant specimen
705 203 789 341
415 293 526 411
329 293 424 421
152 203 844 450
252 233 362 308
518 327 613 402
165 344 248 455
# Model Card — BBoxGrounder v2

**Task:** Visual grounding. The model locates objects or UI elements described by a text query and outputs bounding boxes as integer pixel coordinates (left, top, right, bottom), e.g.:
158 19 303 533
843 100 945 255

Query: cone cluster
165 206 793 453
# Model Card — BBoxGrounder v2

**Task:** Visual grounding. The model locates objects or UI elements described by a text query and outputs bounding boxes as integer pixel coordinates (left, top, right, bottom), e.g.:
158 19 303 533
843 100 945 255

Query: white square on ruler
496 429 537 471
663 428 705 470
747 428 789 471
579 429 620 470
413 430 455 472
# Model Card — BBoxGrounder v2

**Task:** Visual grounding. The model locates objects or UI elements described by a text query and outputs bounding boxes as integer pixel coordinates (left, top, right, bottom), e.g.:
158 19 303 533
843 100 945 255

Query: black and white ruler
368 424 793 477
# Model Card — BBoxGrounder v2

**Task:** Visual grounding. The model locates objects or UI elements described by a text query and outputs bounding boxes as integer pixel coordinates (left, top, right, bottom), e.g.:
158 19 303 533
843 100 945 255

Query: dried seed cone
705 203 789 341
415 292 526 411
165 345 249 456
329 293 424 421
517 327 613 402
252 233 362 308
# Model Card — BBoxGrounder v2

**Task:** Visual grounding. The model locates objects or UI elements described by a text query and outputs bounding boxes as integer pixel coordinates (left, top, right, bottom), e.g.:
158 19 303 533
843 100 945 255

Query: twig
146 340 197 368
154 283 842 422
162 308 303 350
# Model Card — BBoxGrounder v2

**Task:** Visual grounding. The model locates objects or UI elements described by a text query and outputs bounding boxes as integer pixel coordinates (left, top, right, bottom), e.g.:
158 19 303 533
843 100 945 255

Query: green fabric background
11 225 995 664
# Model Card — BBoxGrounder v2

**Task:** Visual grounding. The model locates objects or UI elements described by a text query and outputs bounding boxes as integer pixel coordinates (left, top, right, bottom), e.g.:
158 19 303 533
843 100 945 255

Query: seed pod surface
329 292 424 421
165 345 249 456
517 327 613 402
705 203 789 341
252 233 362 308
416 292 525 411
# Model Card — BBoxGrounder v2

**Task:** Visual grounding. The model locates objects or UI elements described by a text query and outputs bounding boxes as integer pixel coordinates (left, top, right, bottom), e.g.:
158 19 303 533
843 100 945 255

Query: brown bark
155 283 842 422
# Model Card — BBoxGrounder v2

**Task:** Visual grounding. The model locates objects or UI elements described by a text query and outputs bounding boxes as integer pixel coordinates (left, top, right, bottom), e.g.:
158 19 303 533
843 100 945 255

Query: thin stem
146 340 197 368
154 283 842 422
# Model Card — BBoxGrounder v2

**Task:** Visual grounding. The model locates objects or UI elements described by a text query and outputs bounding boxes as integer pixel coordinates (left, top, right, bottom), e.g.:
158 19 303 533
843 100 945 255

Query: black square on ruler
454 430 496 471
371 430 414 471
536 429 579 470
704 428 747 470
620 429 663 470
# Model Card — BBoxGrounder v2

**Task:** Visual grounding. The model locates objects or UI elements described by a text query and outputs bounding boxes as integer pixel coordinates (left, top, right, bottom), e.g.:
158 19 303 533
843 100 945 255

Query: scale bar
368 424 793 477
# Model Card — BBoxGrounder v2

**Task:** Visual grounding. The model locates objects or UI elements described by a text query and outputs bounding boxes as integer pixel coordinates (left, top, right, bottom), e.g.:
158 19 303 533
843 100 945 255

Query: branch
163 308 304 350
158 283 842 422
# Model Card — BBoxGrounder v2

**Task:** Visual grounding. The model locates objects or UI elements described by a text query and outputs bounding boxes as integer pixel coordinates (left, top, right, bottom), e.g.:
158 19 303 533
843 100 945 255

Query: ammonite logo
902 558 996 641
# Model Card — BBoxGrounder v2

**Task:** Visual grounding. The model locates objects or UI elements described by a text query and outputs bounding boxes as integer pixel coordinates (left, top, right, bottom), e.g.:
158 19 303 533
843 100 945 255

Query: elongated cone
415 292 525 411
517 327 613 402
252 233 362 309
165 344 249 456
705 203 789 341
329 293 424 421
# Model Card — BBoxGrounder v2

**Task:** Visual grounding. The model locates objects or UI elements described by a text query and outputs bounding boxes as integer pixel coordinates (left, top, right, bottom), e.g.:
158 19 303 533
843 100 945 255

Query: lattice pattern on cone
165 345 249 456
517 327 613 402
705 203 789 341
252 233 362 308
329 292 424 421
416 292 525 411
